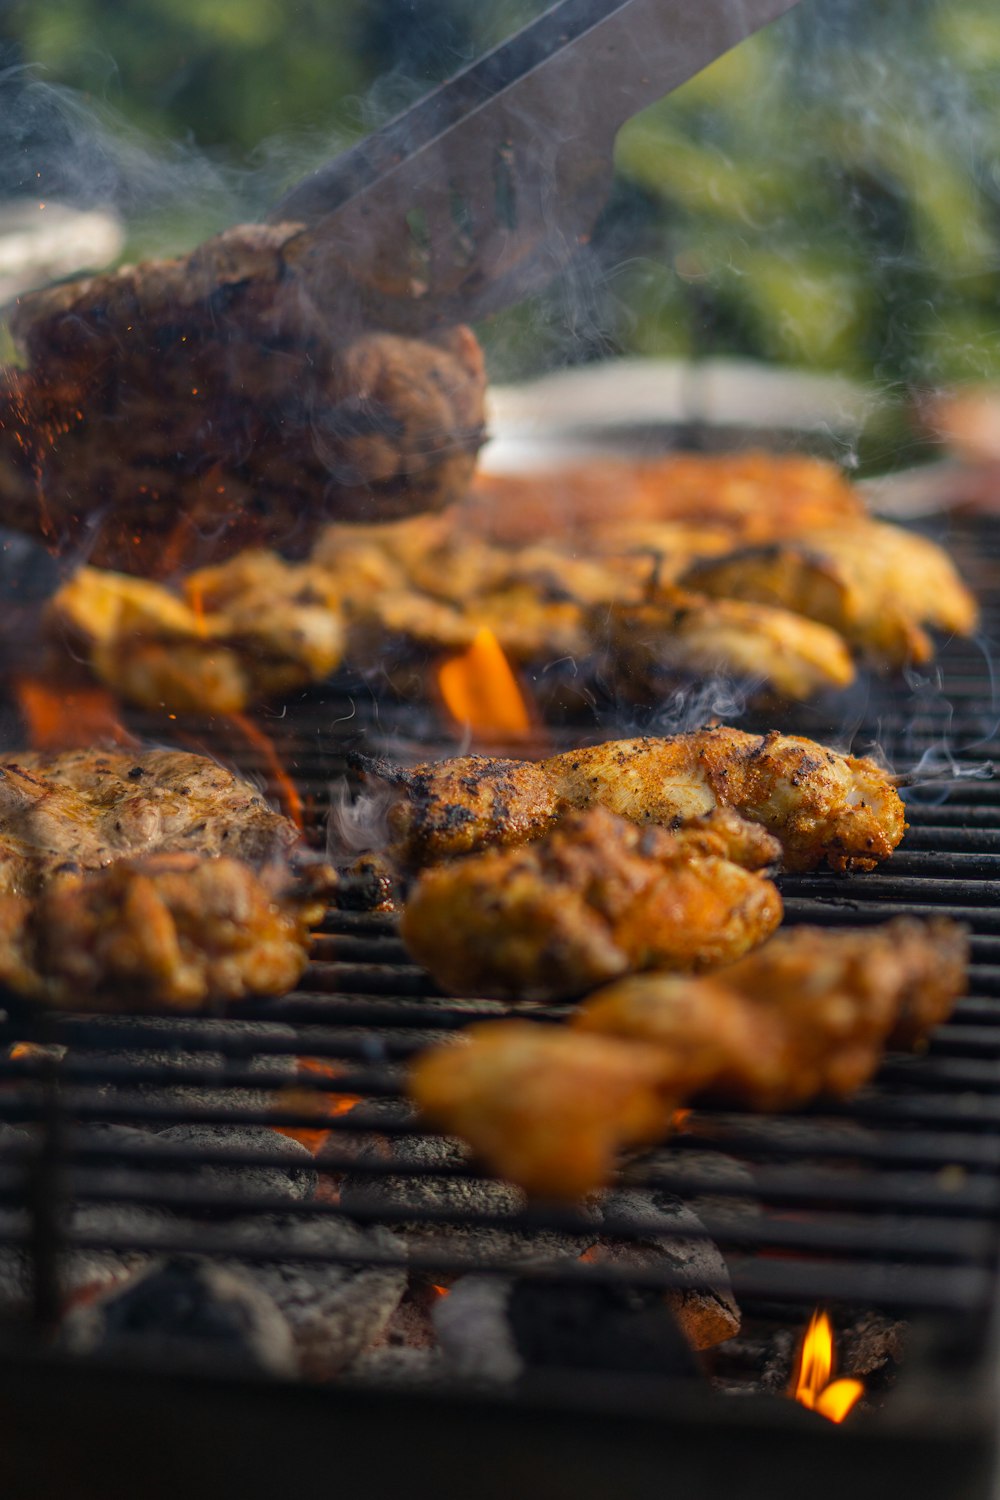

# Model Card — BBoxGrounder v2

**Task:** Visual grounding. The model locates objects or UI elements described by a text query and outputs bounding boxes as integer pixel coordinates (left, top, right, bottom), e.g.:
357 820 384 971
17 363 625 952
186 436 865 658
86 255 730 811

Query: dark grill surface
0 515 999 1494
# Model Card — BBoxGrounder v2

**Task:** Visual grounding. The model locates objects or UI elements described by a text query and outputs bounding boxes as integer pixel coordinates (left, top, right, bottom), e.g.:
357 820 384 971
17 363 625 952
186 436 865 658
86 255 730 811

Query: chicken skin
0 854 324 1012
408 1021 680 1201
400 807 782 1000
408 918 967 1197
578 918 968 1109
370 728 906 875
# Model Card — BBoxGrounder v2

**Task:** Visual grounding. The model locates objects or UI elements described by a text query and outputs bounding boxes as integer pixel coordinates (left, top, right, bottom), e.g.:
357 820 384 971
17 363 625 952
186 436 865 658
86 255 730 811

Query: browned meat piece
543 729 907 873
0 854 323 1011
400 807 782 1000
368 728 906 875
0 224 486 573
467 451 866 547
50 559 347 715
408 1021 679 1200
408 918 966 1197
679 522 978 667
596 586 856 703
578 918 968 1109
0 748 300 896
363 752 564 869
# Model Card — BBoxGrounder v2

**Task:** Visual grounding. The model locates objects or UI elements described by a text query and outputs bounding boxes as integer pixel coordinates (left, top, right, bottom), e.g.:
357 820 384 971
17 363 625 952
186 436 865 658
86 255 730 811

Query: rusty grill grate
0 515 998 1500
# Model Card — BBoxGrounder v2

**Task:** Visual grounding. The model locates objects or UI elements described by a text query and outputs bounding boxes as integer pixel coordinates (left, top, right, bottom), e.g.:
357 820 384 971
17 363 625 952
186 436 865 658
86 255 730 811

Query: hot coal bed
0 512 997 1500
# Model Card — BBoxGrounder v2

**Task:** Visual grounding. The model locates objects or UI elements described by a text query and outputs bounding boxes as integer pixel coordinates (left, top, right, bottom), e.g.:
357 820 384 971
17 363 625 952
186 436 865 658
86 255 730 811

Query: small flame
429 1284 450 1299
15 676 135 751
791 1310 864 1423
272 1057 362 1154
437 627 532 741
227 711 304 831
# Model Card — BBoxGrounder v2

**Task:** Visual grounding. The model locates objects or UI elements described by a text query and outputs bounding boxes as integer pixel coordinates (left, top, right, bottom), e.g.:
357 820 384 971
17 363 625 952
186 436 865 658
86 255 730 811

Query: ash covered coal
153 1125 316 1216
71 1017 299 1125
61 1255 298 1378
1 225 487 575
220 1213 407 1379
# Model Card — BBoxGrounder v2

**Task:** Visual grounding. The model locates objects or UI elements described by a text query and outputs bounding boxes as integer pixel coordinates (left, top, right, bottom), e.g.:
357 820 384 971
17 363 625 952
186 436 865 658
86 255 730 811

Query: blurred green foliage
4 0 1000 393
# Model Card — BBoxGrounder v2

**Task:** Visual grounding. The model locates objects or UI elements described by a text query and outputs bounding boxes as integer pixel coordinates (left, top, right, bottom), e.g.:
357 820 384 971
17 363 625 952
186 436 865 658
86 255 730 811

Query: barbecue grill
0 504 994 1498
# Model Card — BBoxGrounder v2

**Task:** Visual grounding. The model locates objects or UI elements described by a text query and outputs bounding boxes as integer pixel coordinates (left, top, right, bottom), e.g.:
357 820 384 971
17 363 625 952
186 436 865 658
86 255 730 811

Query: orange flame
227 711 304 832
791 1309 864 1423
437 626 532 741
272 1057 362 1154
15 676 135 751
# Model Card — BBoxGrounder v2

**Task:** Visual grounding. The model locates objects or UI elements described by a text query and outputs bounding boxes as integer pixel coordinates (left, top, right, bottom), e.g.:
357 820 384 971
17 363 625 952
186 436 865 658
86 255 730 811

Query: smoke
0 66 245 235
326 778 395 861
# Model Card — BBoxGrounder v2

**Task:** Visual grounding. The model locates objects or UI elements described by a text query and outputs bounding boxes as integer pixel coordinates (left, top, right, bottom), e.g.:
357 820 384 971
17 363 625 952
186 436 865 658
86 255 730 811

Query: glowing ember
429 1284 450 1299
437 626 532 741
272 1057 362 1154
791 1309 864 1423
15 676 135 750
227 711 304 831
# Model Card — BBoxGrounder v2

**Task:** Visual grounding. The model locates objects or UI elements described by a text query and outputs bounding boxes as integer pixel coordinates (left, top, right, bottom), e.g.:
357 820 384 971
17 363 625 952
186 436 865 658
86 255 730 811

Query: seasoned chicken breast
371 728 906 875
543 729 906 872
0 748 300 897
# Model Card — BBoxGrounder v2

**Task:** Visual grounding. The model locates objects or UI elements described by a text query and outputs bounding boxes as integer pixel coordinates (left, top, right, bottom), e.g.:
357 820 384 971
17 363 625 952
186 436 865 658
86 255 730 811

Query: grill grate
0 515 998 1493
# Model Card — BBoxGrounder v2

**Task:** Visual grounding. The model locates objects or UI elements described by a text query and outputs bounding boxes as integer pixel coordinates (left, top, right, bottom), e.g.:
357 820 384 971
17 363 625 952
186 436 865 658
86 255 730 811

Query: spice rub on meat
400 806 783 1001
0 224 487 573
366 728 906 875
0 748 327 1011
409 918 967 1198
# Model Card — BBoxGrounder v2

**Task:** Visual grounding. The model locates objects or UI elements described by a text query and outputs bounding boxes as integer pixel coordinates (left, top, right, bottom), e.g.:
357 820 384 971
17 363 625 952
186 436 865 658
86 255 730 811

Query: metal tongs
270 0 805 331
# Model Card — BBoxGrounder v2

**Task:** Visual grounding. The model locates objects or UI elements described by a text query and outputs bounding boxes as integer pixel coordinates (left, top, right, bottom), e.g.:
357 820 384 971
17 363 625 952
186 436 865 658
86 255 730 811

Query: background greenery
3 0 1000 398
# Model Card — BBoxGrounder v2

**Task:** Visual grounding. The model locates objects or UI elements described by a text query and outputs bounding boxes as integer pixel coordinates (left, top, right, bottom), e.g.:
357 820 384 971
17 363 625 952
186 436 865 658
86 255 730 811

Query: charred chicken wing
400 806 782 1000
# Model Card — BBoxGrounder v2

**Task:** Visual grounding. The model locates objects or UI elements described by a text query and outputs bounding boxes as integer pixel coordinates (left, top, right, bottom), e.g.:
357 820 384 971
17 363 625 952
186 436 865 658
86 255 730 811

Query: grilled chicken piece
578 918 968 1108
0 748 300 896
363 751 564 869
400 807 782 1000
597 586 856 702
543 730 906 873
467 451 866 548
408 918 966 1197
0 854 323 1011
680 522 978 667
50 559 347 716
372 729 905 875
408 1021 679 1200
1 224 487 573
